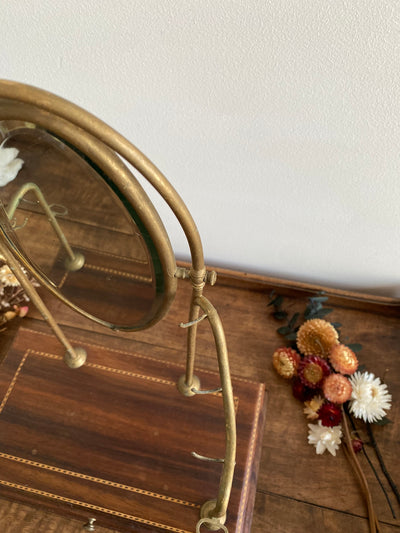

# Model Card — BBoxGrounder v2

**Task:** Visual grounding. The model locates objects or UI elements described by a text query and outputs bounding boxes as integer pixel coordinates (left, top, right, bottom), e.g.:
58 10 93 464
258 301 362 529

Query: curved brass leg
179 292 236 530
193 295 236 524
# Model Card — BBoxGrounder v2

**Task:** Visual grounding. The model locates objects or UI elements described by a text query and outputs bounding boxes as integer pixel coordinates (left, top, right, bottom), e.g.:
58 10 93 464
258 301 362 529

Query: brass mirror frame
0 100 177 331
0 80 236 531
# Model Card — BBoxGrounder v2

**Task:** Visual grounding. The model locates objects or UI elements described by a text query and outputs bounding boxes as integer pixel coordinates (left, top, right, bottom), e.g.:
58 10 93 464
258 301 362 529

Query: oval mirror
0 116 177 331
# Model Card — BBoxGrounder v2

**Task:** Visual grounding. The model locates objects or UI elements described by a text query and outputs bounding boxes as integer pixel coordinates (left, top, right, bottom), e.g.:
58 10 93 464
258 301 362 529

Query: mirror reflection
0 121 161 329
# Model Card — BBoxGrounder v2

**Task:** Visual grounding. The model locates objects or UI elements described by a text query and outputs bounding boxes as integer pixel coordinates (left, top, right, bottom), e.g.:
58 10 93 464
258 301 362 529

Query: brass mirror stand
0 80 236 533
0 236 88 369
0 229 236 532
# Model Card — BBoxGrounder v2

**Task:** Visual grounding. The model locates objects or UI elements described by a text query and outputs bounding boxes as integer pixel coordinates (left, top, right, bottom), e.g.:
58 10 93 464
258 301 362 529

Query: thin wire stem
342 408 380 533
366 422 400 508
347 412 396 519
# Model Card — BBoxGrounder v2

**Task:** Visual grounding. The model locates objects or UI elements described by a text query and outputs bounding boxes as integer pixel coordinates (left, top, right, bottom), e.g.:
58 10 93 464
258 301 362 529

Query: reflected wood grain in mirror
0 122 160 329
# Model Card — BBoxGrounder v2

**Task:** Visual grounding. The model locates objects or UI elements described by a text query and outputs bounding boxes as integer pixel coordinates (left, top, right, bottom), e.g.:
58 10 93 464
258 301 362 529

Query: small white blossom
349 371 391 423
0 145 24 186
308 421 342 456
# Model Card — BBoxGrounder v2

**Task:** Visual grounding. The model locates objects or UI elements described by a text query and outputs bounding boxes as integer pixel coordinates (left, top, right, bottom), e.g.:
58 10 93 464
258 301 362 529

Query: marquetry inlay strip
0 479 193 533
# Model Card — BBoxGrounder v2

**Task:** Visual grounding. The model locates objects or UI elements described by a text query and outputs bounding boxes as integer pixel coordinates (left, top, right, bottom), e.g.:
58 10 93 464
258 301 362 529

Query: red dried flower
292 377 315 402
352 438 364 454
272 347 300 379
318 402 342 427
298 355 331 389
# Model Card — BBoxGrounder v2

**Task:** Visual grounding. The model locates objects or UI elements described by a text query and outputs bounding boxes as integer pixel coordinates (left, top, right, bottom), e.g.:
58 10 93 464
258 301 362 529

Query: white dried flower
0 144 24 186
349 371 391 423
308 421 342 456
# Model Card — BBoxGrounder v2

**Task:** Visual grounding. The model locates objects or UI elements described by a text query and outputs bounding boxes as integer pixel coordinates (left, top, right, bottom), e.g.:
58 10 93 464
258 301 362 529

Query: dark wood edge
177 261 400 312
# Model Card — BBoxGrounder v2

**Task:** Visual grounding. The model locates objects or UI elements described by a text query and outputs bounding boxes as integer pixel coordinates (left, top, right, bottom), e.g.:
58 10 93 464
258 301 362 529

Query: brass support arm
175 266 217 286
0 235 86 369
6 182 84 271
180 267 207 395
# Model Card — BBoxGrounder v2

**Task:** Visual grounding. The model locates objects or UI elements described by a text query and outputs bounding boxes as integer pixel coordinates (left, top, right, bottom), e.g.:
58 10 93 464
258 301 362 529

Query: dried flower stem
366 422 400 508
362 446 397 519
342 407 380 533
347 413 396 519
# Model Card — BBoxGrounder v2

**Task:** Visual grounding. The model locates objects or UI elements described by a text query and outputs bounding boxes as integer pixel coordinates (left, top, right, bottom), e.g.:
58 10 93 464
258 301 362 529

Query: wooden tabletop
0 265 398 532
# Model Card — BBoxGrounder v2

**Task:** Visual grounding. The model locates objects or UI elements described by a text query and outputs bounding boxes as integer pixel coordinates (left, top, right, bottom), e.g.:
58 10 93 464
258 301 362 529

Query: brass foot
200 500 226 531
64 251 85 272
177 374 201 397
196 500 227 531
83 517 96 531
64 347 87 369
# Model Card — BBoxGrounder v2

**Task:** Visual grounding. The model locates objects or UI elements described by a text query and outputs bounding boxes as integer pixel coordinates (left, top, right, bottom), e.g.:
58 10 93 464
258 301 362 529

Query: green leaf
268 295 284 308
277 326 291 336
273 310 288 320
318 307 333 315
304 307 313 319
267 290 276 306
347 343 363 352
374 417 393 426
308 303 323 314
286 332 298 341
309 296 329 303
288 312 300 330
315 308 333 317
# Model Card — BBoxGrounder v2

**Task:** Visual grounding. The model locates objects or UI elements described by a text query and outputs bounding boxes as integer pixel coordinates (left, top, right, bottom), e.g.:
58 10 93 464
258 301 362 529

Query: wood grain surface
0 326 265 533
0 266 398 532
0 132 398 531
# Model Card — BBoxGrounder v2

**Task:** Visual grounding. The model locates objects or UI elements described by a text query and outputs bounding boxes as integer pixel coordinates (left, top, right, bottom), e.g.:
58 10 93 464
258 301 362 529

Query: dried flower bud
352 438 364 454
272 347 300 379
297 319 339 357
318 402 342 427
298 355 330 389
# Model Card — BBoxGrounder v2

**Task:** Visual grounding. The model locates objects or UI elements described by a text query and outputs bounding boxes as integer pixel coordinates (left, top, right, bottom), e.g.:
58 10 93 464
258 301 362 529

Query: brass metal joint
64 347 87 369
83 518 96 531
64 250 85 272
177 374 201 397
175 267 217 286
197 500 228 531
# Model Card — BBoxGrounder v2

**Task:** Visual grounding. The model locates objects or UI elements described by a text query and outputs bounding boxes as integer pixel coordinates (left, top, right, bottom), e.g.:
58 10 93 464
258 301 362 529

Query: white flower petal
0 146 19 166
308 421 342 456
0 159 23 186
349 371 392 423
0 146 24 186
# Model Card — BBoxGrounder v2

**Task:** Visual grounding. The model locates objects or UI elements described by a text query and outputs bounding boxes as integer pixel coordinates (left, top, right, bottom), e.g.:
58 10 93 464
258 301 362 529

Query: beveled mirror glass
0 118 177 331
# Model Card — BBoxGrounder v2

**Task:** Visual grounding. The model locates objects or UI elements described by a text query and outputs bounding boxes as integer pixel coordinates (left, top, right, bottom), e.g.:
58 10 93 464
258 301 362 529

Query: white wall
2 1 400 294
